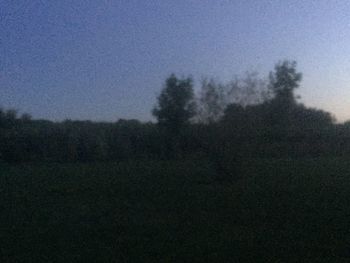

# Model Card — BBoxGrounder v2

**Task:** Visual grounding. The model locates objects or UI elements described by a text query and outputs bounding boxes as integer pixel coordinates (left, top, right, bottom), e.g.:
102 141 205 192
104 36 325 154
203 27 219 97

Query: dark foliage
0 62 347 166
152 74 196 133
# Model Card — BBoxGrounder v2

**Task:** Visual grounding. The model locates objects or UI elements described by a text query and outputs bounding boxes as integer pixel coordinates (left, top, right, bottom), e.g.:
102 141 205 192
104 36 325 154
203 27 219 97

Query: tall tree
267 60 302 129
152 74 196 158
268 60 302 105
152 74 196 133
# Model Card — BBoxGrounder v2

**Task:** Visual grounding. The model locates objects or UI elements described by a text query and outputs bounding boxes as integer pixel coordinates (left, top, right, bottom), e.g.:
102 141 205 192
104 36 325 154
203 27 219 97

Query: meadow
1 158 350 262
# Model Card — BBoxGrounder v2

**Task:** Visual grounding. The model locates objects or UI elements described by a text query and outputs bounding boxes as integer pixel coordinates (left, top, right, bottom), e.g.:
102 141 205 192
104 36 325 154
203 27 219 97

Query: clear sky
1 0 350 122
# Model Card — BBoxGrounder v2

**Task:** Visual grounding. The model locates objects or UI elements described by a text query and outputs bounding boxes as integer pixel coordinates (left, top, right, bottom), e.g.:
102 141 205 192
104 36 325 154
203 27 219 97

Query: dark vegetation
2 60 350 261
0 61 344 165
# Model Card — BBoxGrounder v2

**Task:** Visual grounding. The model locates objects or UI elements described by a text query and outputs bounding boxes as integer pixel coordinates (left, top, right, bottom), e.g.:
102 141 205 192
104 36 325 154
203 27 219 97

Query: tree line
1 60 350 165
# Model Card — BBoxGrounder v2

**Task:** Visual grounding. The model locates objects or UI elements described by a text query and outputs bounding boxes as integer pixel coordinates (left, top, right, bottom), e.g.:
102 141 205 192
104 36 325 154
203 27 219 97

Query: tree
227 71 269 107
266 60 303 130
268 60 302 105
196 72 268 124
152 74 196 158
152 74 196 133
197 78 226 123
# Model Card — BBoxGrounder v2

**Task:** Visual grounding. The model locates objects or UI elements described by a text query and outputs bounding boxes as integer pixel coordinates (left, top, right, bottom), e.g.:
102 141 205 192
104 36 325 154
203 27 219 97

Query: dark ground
1 158 350 262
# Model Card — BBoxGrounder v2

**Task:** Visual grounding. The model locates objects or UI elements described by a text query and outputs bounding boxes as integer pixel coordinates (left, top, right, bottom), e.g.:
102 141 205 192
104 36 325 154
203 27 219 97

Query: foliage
227 71 270 106
196 78 226 123
0 60 347 164
268 60 302 104
196 72 268 124
152 74 196 132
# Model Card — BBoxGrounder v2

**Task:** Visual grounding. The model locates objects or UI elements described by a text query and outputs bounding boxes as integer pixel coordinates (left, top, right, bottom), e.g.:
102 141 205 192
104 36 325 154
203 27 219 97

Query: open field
1 158 350 262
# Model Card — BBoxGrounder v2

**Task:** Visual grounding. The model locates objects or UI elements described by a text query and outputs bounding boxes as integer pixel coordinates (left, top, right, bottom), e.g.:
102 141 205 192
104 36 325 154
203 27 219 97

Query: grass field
1 158 350 262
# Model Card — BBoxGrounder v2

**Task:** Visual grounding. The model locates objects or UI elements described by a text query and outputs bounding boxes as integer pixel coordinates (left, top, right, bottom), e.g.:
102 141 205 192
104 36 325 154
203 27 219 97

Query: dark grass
1 158 350 262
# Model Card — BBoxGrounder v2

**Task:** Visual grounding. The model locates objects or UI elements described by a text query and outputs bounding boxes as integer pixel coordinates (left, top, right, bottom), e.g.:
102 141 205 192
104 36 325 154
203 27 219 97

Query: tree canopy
152 74 196 132
268 60 302 105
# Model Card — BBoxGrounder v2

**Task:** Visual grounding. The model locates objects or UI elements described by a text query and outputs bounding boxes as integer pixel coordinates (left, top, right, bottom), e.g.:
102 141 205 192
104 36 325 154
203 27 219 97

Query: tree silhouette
269 60 302 105
267 60 302 130
152 74 196 133
152 74 196 158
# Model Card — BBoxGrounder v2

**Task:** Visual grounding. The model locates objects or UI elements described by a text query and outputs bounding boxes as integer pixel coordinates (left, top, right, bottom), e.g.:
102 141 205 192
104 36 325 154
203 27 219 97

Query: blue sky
1 0 350 122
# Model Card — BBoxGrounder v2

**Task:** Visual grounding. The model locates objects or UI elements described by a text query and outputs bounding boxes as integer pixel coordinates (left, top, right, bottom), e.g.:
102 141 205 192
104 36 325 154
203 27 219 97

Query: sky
1 0 350 122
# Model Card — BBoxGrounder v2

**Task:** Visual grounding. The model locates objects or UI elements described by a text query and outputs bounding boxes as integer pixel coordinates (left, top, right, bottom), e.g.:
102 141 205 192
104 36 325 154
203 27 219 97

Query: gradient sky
1 0 350 122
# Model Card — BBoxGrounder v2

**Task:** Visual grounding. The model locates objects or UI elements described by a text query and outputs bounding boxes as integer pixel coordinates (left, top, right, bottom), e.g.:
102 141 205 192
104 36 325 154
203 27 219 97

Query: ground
1 158 350 262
